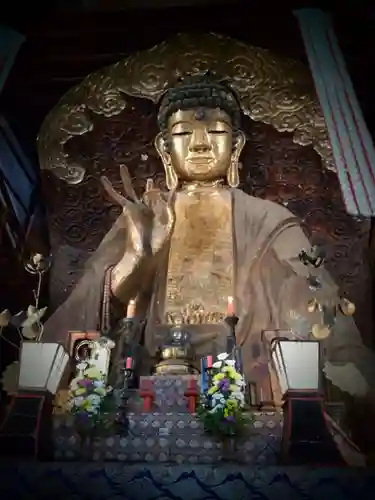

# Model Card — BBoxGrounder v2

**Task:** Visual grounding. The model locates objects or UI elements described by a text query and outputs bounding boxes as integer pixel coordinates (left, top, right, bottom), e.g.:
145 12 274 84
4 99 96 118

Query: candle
188 378 197 390
227 296 234 316
260 387 264 402
249 382 257 406
206 355 213 369
126 299 136 318
125 357 133 370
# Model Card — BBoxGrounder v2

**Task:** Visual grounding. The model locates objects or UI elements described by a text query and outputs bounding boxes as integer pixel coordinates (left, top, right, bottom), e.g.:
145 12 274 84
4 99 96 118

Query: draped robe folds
43 188 375 402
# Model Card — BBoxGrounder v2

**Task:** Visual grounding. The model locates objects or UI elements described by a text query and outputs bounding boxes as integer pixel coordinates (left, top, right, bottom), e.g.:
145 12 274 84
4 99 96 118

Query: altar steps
53 410 283 464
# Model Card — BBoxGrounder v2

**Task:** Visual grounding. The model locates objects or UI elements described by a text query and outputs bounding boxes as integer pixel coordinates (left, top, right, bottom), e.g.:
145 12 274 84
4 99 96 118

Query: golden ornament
312 323 331 340
339 298 356 316
307 298 318 313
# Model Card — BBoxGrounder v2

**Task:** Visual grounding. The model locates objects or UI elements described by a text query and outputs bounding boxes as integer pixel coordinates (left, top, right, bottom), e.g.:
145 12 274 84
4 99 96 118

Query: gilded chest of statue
164 188 234 325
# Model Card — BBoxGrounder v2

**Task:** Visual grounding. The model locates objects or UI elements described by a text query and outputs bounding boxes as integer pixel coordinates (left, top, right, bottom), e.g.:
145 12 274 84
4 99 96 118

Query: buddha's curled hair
157 73 242 135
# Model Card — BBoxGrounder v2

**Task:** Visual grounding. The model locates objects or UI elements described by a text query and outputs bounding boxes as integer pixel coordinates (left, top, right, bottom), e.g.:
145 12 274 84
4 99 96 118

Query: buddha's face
156 108 245 184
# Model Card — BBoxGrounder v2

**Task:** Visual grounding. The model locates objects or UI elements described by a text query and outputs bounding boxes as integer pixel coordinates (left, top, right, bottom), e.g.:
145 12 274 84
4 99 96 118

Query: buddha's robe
43 188 375 401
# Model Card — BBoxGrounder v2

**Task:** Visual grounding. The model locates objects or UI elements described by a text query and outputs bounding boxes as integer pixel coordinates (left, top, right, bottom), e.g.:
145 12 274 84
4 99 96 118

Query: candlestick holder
233 345 244 375
205 366 214 389
108 316 142 388
224 314 239 353
114 359 134 435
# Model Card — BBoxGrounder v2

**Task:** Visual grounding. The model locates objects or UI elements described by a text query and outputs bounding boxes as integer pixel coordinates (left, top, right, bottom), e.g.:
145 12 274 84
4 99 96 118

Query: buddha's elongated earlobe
165 163 178 190
227 160 240 187
155 132 178 190
227 130 245 187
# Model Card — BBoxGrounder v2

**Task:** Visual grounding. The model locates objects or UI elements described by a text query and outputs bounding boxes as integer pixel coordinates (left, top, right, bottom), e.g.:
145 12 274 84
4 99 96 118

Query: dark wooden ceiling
1 3 375 164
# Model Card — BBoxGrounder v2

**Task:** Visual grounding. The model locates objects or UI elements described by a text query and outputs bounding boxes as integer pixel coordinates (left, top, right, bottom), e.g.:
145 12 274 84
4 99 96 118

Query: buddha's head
155 74 246 189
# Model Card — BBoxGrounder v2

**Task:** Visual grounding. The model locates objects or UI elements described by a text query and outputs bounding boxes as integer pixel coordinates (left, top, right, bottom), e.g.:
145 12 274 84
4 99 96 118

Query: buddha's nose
189 130 211 153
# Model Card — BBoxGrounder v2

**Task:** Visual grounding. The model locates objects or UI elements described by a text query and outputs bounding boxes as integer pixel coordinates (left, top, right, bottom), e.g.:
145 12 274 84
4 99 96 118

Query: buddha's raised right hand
101 164 175 257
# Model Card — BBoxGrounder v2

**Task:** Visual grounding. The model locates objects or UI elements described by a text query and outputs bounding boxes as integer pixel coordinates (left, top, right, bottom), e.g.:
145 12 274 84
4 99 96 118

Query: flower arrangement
197 353 252 438
67 362 114 438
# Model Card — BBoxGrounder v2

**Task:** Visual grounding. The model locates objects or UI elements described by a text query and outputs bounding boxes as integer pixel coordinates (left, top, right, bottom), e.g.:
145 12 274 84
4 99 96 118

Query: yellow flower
208 386 217 395
85 367 102 379
223 408 228 417
213 373 225 382
222 366 236 378
81 399 90 410
74 388 86 396
227 400 237 409
229 384 238 393
94 387 106 396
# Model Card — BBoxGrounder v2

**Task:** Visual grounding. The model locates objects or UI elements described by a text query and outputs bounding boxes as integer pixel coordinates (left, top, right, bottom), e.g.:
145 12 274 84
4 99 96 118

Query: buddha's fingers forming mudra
100 165 139 206
100 172 150 257
101 175 129 207
119 164 140 203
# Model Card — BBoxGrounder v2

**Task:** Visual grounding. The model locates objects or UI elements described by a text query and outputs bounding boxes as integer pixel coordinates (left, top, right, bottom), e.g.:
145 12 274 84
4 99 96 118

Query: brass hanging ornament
307 298 318 313
311 323 331 340
339 298 356 316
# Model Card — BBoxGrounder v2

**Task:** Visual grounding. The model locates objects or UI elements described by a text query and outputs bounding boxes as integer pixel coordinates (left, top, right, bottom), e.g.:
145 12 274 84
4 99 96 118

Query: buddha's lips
186 157 214 164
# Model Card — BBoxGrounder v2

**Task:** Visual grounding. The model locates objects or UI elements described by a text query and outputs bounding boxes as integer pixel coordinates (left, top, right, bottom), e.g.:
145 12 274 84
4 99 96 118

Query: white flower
212 361 222 369
77 362 88 372
93 380 105 388
87 394 102 406
209 403 224 413
0 309 11 327
211 393 225 406
72 396 84 407
217 352 229 361
232 377 245 388
70 381 79 392
224 359 236 367
86 405 99 414
231 391 245 407
21 305 47 327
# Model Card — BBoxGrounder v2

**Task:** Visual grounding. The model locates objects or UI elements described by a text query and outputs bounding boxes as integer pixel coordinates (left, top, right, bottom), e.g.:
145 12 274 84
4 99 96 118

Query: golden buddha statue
43 75 375 405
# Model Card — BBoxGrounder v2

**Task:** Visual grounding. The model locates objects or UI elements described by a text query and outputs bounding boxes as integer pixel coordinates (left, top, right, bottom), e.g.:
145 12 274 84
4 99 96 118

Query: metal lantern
270 338 320 396
18 342 69 395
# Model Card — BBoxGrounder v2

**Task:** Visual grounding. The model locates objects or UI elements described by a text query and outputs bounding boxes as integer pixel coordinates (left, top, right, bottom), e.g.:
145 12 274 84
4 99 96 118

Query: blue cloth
0 26 25 95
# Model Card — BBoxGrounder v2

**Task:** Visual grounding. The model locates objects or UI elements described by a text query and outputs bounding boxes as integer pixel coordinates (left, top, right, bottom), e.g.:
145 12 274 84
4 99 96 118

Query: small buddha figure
44 75 375 407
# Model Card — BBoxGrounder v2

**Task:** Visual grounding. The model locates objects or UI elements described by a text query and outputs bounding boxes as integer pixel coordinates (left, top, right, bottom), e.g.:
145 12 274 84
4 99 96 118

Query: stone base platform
53 410 283 464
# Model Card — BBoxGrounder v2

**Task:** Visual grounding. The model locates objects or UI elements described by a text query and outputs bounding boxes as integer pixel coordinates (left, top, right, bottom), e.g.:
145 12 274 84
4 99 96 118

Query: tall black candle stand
205 364 214 389
109 317 140 388
224 314 244 374
224 314 239 351
114 360 134 435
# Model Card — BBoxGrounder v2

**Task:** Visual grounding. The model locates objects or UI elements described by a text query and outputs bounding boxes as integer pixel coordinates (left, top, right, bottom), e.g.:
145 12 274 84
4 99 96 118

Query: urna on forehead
194 108 206 121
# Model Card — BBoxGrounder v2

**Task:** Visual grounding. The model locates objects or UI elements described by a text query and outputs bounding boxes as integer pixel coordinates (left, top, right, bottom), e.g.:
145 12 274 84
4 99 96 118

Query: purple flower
218 378 230 392
225 415 235 422
76 411 89 421
78 378 92 387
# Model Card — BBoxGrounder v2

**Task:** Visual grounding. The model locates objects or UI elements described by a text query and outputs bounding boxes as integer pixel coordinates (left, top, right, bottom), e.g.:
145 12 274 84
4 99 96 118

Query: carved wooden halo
37 32 333 185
